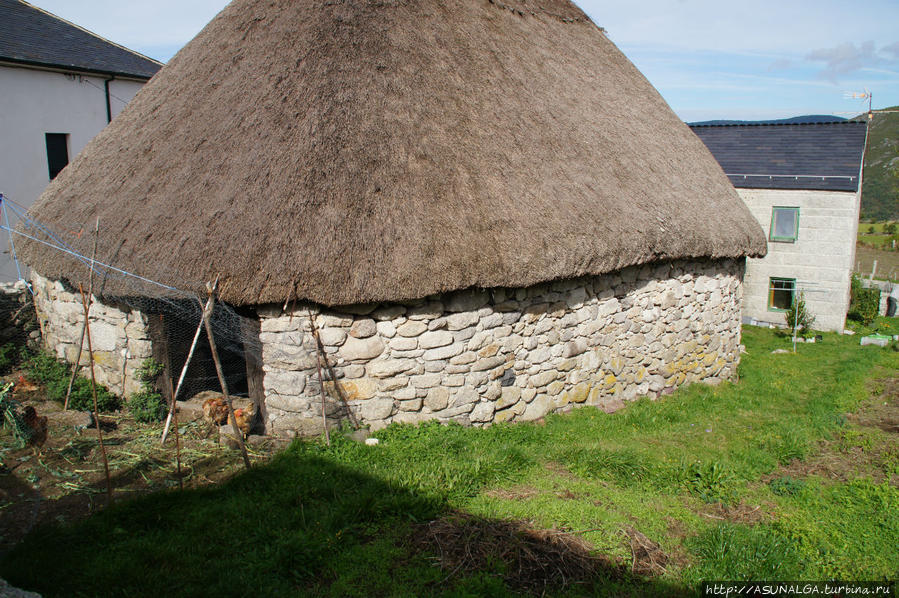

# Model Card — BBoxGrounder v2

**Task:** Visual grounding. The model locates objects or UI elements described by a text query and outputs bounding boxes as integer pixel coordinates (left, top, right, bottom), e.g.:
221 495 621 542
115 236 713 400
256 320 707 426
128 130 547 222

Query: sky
28 0 899 122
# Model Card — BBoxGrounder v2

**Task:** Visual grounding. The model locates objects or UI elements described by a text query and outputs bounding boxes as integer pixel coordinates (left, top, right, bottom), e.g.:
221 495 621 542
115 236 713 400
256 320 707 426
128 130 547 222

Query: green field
2 325 898 597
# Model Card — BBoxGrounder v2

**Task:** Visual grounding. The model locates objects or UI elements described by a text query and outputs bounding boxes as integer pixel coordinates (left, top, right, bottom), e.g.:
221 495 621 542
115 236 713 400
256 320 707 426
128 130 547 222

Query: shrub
848 275 880 326
785 291 815 334
0 343 19 376
23 350 118 412
128 359 167 423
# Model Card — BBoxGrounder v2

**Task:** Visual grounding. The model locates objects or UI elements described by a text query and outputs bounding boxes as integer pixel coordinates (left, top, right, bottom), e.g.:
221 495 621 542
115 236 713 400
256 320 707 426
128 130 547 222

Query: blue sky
31 0 899 122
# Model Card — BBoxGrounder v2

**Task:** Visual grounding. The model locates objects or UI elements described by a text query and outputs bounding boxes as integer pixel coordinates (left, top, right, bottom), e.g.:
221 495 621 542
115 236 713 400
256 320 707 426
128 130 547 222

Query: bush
785 291 815 334
848 275 880 326
128 359 167 423
0 343 19 376
23 350 118 412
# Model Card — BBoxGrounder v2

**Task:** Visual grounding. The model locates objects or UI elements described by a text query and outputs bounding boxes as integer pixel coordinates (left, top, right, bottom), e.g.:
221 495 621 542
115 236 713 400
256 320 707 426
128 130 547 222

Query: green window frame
769 206 799 242
768 277 796 312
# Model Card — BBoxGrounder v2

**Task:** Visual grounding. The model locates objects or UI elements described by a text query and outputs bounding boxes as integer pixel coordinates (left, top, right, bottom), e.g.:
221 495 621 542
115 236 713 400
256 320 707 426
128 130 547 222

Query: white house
0 0 160 282
691 121 868 332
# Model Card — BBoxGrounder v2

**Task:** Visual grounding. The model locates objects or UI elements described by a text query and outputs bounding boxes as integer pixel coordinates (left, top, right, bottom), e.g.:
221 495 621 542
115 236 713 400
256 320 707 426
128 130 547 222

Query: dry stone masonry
260 258 745 436
31 272 151 396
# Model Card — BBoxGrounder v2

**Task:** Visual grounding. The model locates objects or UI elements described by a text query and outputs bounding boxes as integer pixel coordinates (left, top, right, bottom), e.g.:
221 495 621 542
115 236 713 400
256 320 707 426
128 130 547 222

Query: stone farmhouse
691 121 868 332
0 0 160 283
20 0 765 435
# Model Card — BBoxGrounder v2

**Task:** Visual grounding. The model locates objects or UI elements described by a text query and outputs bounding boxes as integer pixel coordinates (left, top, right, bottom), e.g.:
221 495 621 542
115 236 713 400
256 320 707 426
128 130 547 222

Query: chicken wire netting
0 192 267 410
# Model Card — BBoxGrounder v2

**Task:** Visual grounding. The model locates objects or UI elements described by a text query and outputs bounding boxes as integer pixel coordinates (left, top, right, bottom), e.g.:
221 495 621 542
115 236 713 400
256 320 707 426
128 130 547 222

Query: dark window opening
768 277 795 312
45 133 70 180
156 300 250 401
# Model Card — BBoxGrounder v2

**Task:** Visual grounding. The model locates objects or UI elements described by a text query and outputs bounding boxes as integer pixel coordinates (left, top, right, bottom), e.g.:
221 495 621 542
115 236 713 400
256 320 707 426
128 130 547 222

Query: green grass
2 327 897 596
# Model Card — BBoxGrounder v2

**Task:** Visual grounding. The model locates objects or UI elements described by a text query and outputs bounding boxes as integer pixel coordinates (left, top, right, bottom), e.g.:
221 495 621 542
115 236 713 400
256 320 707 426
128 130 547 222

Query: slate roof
690 121 868 192
0 0 161 79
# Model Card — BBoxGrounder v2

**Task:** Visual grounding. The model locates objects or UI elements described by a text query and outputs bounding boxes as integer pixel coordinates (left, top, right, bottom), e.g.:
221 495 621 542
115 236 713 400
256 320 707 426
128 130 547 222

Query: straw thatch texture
20 0 766 307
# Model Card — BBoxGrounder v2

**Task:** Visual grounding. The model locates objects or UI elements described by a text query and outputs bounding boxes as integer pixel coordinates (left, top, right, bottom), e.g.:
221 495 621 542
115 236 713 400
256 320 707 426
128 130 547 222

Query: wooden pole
79 283 113 505
165 374 183 490
309 313 331 446
160 304 208 444
64 219 99 411
202 280 251 470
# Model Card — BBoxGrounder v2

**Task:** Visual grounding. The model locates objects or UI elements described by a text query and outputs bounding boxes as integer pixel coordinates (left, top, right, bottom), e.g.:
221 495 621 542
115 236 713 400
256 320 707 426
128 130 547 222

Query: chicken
22 406 48 455
202 397 229 425
227 405 255 438
16 375 39 393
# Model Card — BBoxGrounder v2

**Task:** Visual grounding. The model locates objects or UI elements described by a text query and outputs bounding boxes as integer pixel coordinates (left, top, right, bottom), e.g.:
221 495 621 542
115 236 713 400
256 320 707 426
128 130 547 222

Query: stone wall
31 272 152 396
259 258 745 436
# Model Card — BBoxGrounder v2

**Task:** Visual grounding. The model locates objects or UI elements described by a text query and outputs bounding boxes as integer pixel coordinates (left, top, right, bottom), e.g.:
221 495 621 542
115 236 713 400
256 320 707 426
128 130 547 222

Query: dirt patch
697 501 772 525
623 526 669 577
0 377 288 557
543 460 581 481
483 485 540 501
414 511 626 595
767 374 899 487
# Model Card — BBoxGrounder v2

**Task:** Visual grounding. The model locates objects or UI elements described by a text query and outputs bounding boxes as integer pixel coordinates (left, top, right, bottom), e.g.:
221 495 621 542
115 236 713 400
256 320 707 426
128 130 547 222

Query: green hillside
860 106 899 220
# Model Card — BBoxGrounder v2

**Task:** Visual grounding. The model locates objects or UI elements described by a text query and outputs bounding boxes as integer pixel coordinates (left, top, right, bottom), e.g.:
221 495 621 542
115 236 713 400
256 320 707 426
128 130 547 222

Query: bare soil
0 372 287 557
767 373 899 487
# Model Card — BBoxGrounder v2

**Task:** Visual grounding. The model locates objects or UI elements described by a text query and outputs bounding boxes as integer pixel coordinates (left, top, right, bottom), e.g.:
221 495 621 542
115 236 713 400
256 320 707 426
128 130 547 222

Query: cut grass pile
1 326 897 597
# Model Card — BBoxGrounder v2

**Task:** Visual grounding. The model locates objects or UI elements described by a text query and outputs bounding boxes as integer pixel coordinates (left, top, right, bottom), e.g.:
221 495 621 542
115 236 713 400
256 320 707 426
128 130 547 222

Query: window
770 206 799 242
45 133 69 180
768 277 795 311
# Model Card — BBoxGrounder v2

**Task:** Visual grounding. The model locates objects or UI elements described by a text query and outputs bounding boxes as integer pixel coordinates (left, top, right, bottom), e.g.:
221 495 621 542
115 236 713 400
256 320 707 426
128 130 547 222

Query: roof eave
0 56 156 81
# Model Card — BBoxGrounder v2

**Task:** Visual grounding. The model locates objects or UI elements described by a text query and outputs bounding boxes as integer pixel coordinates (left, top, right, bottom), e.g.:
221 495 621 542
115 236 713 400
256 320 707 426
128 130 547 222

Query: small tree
868 225 876 234
786 291 815 335
885 222 897 235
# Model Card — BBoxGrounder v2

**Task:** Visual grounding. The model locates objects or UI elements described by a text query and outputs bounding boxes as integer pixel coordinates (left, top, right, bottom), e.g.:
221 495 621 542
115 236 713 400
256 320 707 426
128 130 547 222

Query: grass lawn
2 325 897 596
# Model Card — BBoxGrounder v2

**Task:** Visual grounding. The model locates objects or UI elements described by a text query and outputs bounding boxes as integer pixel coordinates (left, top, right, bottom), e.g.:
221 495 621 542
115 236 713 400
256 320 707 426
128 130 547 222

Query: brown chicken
22 406 48 454
202 397 229 425
16 375 38 393
227 406 255 438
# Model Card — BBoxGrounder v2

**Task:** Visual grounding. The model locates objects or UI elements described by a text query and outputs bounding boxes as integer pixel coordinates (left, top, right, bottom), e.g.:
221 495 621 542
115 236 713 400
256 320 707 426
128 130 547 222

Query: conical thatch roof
21 0 765 307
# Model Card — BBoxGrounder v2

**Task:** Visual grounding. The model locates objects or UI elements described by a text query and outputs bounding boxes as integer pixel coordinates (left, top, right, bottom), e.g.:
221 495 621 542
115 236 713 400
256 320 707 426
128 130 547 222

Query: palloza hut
20 0 765 435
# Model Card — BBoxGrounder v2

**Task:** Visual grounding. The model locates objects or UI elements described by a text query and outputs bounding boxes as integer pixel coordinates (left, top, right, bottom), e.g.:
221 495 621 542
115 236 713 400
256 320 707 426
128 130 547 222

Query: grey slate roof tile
689 121 868 192
0 0 161 79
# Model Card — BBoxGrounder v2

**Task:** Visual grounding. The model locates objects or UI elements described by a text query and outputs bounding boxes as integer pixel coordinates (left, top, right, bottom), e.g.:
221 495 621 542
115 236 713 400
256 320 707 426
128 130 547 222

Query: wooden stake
79 283 113 505
202 280 251 470
62 323 85 411
308 313 331 446
309 313 357 429
165 374 183 490
64 219 99 411
160 303 208 444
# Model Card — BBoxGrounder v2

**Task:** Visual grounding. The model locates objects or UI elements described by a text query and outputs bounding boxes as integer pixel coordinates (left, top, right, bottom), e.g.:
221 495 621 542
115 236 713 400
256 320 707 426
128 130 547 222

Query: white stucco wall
739 188 859 332
0 64 146 282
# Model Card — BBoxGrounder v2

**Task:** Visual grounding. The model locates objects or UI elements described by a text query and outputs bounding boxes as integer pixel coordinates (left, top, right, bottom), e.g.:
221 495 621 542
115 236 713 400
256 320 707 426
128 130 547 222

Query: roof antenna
844 89 872 120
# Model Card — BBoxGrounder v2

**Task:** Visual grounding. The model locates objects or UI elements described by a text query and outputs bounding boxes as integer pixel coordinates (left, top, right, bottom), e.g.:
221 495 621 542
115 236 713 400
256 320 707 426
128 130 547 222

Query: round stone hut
19 0 766 436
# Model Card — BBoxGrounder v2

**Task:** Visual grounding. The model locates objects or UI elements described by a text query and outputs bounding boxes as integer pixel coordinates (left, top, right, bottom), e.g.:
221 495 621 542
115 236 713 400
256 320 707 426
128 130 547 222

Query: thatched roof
21 0 765 307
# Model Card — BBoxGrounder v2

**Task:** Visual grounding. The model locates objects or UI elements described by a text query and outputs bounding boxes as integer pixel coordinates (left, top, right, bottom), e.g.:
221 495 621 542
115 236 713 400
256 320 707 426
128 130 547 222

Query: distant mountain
858 107 899 221
688 114 849 126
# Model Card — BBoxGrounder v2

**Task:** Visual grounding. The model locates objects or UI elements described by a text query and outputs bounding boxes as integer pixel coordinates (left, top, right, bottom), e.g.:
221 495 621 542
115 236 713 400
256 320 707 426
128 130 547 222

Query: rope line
0 224 179 292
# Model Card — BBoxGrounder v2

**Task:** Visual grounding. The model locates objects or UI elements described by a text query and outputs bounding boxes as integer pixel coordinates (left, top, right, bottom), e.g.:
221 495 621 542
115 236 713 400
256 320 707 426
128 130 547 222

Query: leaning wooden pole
64 220 99 411
79 283 113 505
309 313 331 447
202 280 251 470
160 304 208 444
164 375 183 490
